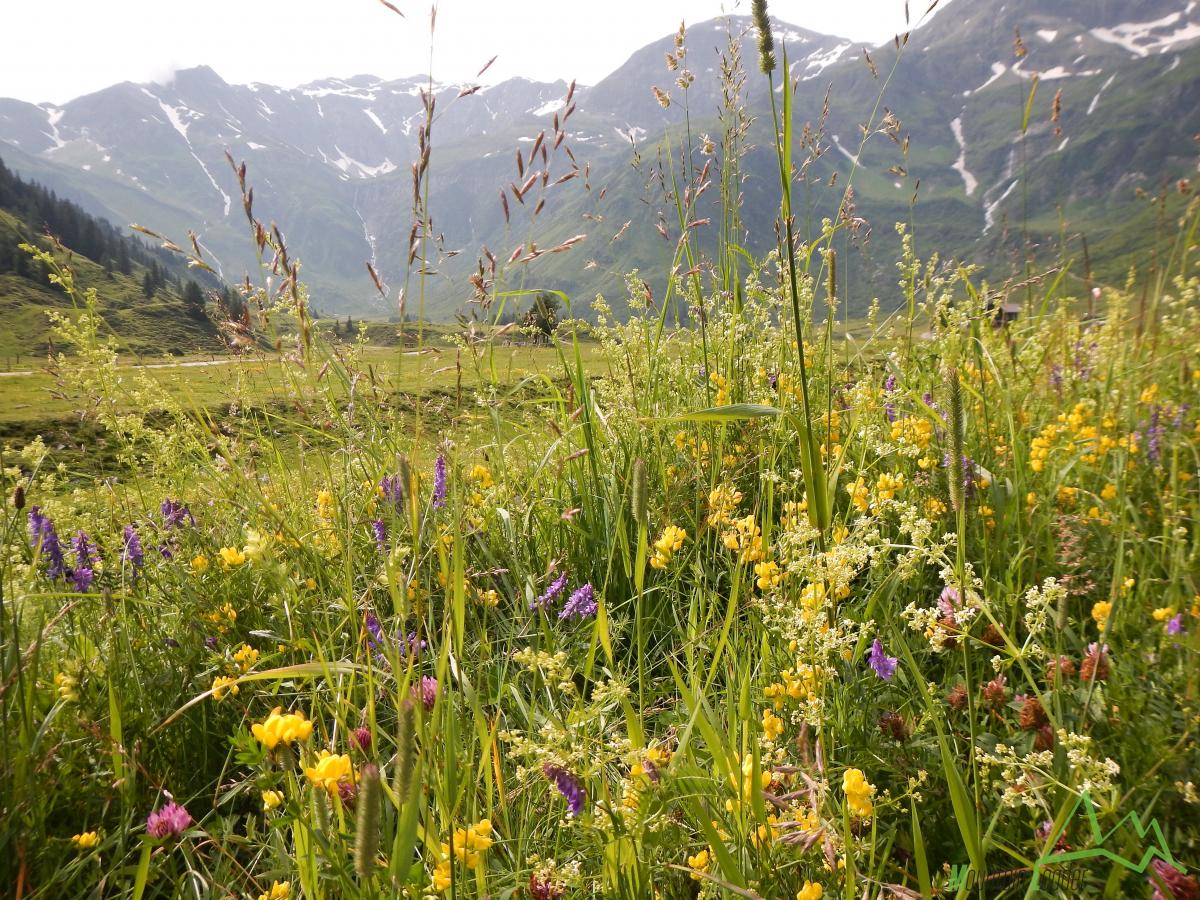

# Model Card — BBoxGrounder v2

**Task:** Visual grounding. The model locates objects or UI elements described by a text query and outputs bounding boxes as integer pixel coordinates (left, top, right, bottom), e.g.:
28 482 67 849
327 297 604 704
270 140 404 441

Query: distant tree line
0 155 221 320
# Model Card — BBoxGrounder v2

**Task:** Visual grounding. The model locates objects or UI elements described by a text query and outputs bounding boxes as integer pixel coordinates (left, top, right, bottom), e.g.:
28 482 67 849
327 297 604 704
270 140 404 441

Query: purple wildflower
146 801 193 840
122 524 144 578
883 374 898 423
365 613 426 663
1147 406 1165 465
942 452 978 500
559 583 597 620
411 676 438 711
399 632 427 659
160 499 195 529
432 455 447 509
1167 614 1185 636
72 530 98 566
1174 403 1191 430
70 565 94 593
28 507 67 580
543 764 585 817
530 572 568 610
868 639 898 681
372 518 387 551
380 474 404 511
1049 364 1064 393
922 391 945 423
70 531 98 592
365 612 384 644
204 636 219 650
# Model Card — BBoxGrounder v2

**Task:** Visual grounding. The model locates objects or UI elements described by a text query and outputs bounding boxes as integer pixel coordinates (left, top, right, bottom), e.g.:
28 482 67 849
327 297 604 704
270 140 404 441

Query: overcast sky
0 0 951 105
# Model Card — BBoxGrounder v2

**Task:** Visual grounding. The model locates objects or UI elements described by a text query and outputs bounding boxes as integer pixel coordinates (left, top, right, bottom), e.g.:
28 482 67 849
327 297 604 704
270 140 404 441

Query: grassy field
0 343 606 426
2 9 1198 900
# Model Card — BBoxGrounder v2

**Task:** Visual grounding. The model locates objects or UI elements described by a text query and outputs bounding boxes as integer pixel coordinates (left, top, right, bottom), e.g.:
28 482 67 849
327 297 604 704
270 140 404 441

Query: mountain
0 156 226 357
1 0 1196 321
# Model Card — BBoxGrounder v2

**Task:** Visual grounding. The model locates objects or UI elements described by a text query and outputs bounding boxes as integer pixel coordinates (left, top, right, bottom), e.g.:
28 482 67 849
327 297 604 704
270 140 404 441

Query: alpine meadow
3 1 1200 899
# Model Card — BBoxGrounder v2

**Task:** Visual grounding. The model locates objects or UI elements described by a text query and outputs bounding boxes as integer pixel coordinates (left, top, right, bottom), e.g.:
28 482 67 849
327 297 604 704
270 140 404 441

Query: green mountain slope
0 157 227 358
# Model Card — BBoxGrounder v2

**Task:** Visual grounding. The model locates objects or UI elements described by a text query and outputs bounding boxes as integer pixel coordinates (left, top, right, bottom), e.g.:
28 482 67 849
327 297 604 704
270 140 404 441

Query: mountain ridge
2 1 1197 320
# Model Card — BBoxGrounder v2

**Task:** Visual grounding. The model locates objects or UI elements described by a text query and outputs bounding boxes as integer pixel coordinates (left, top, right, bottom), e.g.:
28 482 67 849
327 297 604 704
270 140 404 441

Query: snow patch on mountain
831 134 859 165
1087 73 1118 115
801 41 852 80
155 98 194 142
140 88 230 216
950 117 978 196
531 98 565 117
1090 11 1200 57
329 145 397 179
42 107 67 149
984 179 1019 233
966 62 1007 95
363 109 388 134
1017 65 1102 80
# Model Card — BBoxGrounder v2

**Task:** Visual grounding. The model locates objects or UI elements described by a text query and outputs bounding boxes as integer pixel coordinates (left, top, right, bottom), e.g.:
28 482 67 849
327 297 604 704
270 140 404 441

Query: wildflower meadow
2 3 1199 898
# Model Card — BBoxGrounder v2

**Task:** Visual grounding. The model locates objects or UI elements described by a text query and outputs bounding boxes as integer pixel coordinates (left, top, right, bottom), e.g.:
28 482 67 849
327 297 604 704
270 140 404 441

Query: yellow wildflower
233 644 259 672
842 768 875 818
261 790 284 811
468 464 494 489
304 751 355 794
847 477 869 513
54 672 79 702
687 848 710 881
1100 483 1117 501
754 559 783 591
257 881 290 900
1091 601 1112 632
650 525 687 569
707 484 743 527
219 546 247 567
243 528 270 562
71 831 100 850
316 489 335 519
251 708 314 749
762 708 785 742
442 819 494 870
726 754 772 813
190 554 209 573
211 675 239 701
1152 607 1176 622
432 858 452 891
797 882 824 900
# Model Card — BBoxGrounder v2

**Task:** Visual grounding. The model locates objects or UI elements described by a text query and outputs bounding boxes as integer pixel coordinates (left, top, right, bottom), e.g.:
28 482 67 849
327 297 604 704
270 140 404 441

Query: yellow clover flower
687 848 710 881
251 708 314 750
257 881 290 900
261 790 284 811
211 675 239 701
842 768 875 818
304 751 355 794
71 831 100 850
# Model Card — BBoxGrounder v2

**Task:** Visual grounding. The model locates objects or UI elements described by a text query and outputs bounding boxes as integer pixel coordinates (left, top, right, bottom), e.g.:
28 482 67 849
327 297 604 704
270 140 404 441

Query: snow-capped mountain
1 1 1197 318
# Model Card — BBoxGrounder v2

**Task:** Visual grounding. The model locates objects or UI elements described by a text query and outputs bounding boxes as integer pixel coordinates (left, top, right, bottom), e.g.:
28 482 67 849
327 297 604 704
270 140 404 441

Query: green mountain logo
1029 791 1186 894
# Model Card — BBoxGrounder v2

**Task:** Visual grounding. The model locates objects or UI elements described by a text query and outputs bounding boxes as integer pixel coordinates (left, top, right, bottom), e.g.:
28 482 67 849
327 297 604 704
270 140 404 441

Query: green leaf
671 403 782 422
